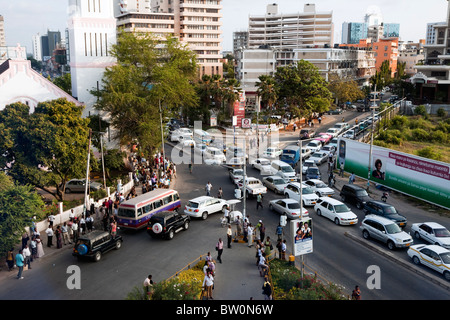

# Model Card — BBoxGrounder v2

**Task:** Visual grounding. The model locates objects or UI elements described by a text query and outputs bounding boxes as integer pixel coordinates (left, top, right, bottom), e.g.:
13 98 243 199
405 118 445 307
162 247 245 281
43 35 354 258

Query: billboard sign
290 218 313 256
338 138 450 209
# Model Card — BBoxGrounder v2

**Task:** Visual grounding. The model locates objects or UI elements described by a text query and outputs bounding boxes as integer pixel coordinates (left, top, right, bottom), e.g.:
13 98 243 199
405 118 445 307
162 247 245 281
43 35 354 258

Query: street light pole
367 87 378 191
159 99 166 168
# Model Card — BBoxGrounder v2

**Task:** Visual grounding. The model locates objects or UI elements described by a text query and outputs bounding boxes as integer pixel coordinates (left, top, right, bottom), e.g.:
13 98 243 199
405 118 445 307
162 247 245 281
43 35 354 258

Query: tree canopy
94 31 199 155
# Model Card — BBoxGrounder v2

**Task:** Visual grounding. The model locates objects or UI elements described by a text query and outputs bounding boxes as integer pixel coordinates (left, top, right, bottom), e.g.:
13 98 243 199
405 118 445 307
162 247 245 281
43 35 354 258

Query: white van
269 160 298 182
333 122 349 134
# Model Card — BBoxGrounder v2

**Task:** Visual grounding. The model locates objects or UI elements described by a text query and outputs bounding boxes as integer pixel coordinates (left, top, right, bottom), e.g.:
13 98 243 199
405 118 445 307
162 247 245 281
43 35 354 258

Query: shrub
377 129 403 145
390 115 409 129
414 105 427 117
416 146 442 161
437 108 447 118
430 130 448 143
410 128 429 141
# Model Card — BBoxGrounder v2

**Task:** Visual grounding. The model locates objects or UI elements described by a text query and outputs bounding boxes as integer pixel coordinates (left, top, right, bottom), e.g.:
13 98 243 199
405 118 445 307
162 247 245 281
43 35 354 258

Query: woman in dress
36 236 45 258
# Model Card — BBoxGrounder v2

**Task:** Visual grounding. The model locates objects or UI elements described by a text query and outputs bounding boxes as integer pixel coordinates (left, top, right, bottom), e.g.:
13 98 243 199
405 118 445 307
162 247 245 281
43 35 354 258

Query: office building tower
0 16 5 47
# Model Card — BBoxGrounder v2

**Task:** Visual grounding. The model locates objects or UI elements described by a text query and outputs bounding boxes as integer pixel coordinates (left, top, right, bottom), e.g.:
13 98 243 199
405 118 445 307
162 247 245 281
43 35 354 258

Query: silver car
360 215 413 250
269 198 308 219
65 179 103 193
263 175 288 194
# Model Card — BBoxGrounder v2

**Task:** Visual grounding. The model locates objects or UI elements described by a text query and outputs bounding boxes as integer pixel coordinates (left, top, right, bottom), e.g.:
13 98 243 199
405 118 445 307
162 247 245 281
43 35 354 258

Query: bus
117 189 181 230
280 145 301 167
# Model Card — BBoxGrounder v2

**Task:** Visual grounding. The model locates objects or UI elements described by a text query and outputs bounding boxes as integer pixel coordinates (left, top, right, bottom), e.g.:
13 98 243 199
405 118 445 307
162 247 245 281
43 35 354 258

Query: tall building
32 33 42 61
342 22 367 44
0 15 5 47
233 31 248 54
248 3 333 53
116 0 223 78
68 0 117 116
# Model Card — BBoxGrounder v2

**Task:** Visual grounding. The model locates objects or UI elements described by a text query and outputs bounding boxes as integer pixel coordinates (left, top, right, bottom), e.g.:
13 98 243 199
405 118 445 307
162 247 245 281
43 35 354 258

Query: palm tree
256 74 278 123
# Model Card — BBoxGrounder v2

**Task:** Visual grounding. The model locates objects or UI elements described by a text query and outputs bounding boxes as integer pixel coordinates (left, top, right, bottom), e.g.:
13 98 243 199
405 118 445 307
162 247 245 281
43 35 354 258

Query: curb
344 231 450 291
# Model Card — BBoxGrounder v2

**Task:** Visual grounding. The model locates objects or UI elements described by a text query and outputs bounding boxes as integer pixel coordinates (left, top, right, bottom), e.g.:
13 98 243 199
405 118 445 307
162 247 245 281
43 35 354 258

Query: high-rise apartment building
32 33 42 61
233 31 248 54
342 22 367 44
116 0 223 78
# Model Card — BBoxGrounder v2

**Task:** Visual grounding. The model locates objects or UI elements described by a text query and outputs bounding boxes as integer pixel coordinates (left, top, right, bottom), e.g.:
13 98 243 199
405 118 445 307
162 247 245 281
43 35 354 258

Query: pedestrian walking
262 276 273 300
349 172 355 184
216 238 223 263
281 239 287 260
318 116 322 125
352 285 361 300
55 226 63 249
205 181 212 196
256 193 263 210
227 224 232 248
202 270 214 300
217 187 223 199
15 250 24 279
276 223 283 241
143 275 155 300
46 225 54 247
339 160 345 177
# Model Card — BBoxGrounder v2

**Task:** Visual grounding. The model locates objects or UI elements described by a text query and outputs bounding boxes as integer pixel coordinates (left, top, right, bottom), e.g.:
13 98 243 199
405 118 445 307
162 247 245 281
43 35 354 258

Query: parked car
411 222 450 249
72 230 123 262
147 211 190 240
340 184 372 209
309 152 328 165
263 175 289 194
363 200 407 228
407 244 450 281
327 107 343 115
360 215 413 250
226 157 244 168
65 179 103 194
305 166 321 180
184 196 228 220
284 182 319 207
269 198 308 219
305 140 322 153
314 197 358 226
304 179 335 197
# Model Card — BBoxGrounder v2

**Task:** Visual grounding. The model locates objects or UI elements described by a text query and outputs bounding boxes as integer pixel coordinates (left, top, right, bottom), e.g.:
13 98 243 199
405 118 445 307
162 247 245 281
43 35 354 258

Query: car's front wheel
94 251 102 262
412 256 421 265
362 230 370 239
115 240 122 250
184 221 189 230
387 241 395 250
168 229 175 240
202 212 208 220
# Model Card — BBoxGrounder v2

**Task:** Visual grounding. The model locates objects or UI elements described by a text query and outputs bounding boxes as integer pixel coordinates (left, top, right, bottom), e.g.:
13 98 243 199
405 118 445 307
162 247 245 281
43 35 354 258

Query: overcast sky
2 0 448 53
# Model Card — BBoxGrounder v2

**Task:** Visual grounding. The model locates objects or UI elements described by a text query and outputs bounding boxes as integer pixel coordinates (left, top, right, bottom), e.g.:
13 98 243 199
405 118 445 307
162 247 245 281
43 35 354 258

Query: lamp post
159 99 166 169
367 88 379 191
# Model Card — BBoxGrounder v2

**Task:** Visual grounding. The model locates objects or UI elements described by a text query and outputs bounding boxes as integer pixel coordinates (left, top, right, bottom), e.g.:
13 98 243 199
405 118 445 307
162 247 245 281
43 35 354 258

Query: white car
226 157 245 168
181 138 196 148
237 177 267 197
170 128 193 142
314 197 358 226
411 222 450 249
283 182 319 207
309 152 328 165
325 128 340 138
262 175 289 194
269 199 309 219
184 196 228 220
204 147 226 163
319 145 335 156
301 147 312 159
250 158 272 174
303 179 335 197
342 130 355 139
407 244 450 281
329 138 338 150
262 147 282 159
302 159 316 175
305 140 322 153
229 168 244 184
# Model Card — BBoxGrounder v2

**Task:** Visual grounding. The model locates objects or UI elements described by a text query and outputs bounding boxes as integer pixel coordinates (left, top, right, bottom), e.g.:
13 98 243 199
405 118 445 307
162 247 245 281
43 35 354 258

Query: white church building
0 44 82 112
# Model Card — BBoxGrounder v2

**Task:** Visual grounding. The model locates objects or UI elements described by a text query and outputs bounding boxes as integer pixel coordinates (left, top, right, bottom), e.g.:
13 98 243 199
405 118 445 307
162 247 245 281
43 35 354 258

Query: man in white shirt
45 226 54 247
202 271 214 300
205 182 212 196
22 245 32 269
247 224 253 247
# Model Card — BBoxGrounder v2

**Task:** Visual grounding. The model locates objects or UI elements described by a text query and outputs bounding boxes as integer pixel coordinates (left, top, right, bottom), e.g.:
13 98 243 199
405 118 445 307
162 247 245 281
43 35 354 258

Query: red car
316 133 332 144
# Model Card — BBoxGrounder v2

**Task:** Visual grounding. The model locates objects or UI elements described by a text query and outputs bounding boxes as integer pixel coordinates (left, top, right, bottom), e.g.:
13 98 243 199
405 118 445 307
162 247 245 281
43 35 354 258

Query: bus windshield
118 208 135 218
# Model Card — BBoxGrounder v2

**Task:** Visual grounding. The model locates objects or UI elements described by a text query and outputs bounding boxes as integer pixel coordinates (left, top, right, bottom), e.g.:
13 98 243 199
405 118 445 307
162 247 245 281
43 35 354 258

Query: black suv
72 230 123 262
340 184 372 209
147 211 190 240
363 200 407 228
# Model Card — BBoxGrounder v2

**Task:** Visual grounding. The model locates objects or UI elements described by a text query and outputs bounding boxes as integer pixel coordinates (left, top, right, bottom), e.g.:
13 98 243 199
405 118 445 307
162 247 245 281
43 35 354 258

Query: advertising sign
241 118 251 128
338 138 450 209
290 218 313 256
233 92 246 128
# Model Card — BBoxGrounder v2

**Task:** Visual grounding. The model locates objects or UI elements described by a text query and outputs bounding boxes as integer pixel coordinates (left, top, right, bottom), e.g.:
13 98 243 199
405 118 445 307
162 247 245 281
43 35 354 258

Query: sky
1 0 448 54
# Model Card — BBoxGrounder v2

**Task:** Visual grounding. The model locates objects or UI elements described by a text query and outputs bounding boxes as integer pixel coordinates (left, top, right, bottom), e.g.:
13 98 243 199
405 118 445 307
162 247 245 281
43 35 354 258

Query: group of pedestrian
9 230 46 279
202 252 216 300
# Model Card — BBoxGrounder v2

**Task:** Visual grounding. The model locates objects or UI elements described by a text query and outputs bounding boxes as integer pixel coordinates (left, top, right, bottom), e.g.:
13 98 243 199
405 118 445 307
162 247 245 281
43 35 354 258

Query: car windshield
281 166 294 173
435 228 450 237
385 223 402 234
334 204 350 213
307 143 317 148
187 201 199 208
234 170 243 175
273 179 287 185
440 252 450 264
302 187 314 194
287 202 301 209
383 206 398 215
315 182 327 188
355 190 369 197
307 168 319 174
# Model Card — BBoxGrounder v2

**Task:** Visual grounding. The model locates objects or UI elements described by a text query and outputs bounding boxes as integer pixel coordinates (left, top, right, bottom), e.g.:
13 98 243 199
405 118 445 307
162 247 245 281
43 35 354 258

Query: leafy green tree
94 31 199 155
0 177 44 258
256 74 277 110
52 73 72 95
0 99 92 201
328 74 364 105
274 60 332 118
